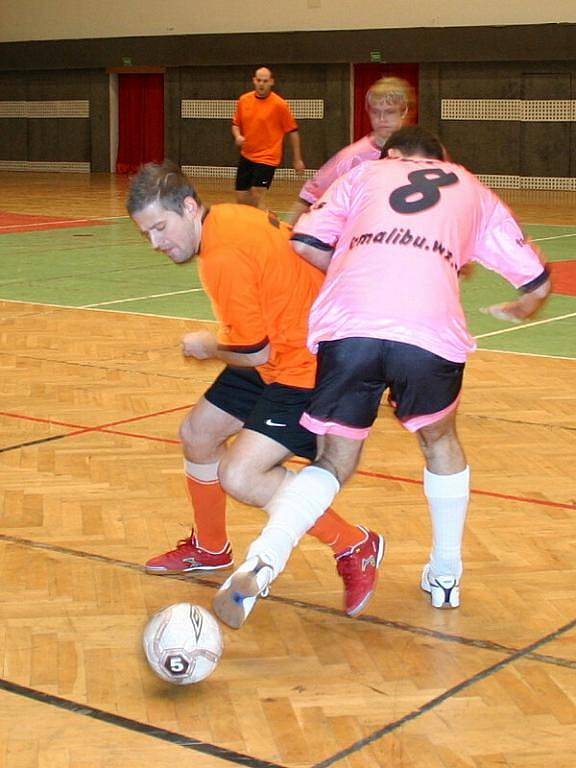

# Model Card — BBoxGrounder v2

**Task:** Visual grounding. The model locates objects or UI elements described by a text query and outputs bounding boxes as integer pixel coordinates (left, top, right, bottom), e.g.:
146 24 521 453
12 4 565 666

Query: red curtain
352 63 419 142
116 74 164 174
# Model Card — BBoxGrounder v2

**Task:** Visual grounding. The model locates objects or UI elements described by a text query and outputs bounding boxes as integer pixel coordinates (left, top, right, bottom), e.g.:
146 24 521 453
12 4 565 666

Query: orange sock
184 464 228 553
307 508 364 555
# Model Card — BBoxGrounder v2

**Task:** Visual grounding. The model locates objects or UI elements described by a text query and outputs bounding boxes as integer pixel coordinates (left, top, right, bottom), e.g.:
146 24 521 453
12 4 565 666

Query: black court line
311 616 576 768
0 431 76 453
0 560 573 768
0 677 287 768
0 348 200 382
1 533 574 672
469 413 576 434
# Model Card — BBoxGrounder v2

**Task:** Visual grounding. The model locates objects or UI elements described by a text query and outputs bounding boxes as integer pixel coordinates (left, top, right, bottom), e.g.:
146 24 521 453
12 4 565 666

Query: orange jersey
232 91 298 167
198 204 323 388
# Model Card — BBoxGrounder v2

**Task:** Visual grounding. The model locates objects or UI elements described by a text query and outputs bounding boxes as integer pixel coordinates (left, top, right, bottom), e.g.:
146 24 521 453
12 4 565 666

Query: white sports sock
246 466 341 578
184 458 219 482
424 466 470 579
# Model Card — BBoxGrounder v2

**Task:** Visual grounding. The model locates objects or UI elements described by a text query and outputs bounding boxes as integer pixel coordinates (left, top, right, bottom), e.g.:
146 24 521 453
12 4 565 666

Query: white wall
1 0 575 43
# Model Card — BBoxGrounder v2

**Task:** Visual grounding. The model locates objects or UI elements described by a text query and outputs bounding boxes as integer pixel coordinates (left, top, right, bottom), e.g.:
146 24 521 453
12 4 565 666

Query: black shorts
303 338 465 437
235 156 276 191
203 366 317 460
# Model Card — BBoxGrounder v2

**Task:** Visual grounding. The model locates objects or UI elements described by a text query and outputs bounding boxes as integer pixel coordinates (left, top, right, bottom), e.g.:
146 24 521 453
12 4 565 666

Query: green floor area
1 217 574 358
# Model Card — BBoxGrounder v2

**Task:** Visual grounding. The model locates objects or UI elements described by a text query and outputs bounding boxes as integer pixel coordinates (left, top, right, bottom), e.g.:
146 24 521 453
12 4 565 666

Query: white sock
184 458 219 482
424 466 470 579
246 466 340 578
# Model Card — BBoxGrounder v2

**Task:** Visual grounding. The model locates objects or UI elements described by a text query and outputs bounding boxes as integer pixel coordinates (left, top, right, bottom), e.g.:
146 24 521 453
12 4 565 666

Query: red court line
345 467 576 511
2 409 575 512
96 428 180 445
0 210 109 234
549 260 576 297
0 404 193 433
94 404 195 429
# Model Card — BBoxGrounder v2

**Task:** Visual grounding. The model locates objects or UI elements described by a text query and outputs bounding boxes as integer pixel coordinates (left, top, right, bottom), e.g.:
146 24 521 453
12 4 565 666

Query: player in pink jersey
289 77 413 223
213 127 550 623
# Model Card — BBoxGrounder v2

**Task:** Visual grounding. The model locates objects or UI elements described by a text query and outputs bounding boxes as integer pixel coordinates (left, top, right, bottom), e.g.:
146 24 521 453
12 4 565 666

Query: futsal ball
143 603 223 685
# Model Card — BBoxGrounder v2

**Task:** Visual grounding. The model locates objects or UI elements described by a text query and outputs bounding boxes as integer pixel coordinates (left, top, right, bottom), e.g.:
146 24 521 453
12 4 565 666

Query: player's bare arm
291 237 333 273
181 331 271 366
232 125 245 147
481 275 551 324
289 131 305 172
286 199 311 226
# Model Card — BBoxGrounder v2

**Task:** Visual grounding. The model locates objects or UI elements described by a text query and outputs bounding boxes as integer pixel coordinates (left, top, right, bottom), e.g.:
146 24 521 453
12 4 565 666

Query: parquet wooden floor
0 176 575 767
1 297 574 768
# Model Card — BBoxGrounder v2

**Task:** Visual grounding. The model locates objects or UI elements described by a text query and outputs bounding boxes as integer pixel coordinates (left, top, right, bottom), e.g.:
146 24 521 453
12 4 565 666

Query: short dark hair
381 126 445 161
126 160 201 216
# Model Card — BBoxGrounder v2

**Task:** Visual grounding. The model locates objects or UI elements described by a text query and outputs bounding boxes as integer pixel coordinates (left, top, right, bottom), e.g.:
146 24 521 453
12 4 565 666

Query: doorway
352 63 419 142
114 72 165 174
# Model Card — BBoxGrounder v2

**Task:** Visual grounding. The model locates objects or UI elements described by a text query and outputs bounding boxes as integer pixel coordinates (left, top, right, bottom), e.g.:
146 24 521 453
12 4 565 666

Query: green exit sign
122 57 133 66
370 51 382 62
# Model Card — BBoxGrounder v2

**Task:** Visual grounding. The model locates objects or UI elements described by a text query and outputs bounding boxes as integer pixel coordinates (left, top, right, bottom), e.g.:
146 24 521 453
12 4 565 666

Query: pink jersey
299 134 381 205
292 157 547 363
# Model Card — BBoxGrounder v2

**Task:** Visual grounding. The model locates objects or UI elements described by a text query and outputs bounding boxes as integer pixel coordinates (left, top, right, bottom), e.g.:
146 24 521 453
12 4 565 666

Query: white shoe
421 564 460 608
212 555 274 629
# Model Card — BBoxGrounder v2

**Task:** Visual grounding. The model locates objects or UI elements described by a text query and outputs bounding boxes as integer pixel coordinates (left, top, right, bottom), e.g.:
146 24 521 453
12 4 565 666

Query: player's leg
235 156 256 206
416 411 469 609
213 342 387 626
214 433 366 629
387 341 468 609
225 379 382 600
145 367 264 575
235 189 259 206
247 186 267 208
243 162 275 209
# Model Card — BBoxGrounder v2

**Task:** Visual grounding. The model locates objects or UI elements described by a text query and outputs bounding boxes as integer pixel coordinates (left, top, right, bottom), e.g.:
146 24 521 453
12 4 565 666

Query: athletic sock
247 465 341 578
308 508 364 554
424 465 470 579
184 459 228 552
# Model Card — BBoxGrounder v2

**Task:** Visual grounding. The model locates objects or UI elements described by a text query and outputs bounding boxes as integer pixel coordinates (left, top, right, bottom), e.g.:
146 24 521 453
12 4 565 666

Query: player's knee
417 422 465 469
314 436 362 486
217 454 252 501
179 414 212 460
315 455 354 487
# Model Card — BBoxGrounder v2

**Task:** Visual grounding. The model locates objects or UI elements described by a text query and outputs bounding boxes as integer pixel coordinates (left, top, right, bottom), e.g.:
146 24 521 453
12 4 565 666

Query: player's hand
235 134 245 147
480 302 524 324
293 159 306 173
181 331 218 359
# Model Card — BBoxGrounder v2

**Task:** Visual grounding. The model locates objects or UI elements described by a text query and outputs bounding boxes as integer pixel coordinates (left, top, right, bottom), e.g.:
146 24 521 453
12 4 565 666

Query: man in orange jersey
127 160 384 619
232 66 305 208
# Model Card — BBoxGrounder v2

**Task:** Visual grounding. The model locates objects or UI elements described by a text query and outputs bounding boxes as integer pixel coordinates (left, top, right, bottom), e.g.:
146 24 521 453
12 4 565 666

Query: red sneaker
335 527 385 616
145 535 233 574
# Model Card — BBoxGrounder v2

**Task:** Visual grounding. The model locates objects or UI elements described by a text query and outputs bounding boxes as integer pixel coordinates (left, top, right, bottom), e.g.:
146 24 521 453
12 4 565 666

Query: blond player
288 77 413 223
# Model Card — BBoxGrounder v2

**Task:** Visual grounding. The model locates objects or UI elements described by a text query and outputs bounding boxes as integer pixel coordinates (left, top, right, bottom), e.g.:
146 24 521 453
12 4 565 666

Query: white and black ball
143 603 223 685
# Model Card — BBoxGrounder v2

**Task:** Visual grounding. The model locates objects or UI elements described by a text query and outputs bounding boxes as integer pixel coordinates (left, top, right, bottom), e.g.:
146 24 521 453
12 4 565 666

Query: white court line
476 348 575 361
0 297 216 323
531 232 576 243
1 297 573 357
475 311 576 339
81 288 204 308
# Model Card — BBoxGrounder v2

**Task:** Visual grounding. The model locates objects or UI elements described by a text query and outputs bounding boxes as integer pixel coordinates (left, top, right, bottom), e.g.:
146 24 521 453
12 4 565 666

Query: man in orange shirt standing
127 160 384 622
232 66 305 208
